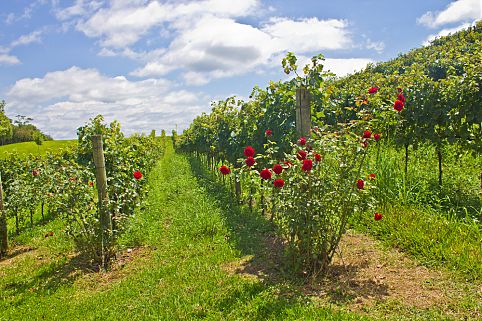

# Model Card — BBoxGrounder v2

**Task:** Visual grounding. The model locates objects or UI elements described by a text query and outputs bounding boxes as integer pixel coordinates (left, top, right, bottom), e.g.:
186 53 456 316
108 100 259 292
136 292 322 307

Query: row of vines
177 23 482 276
0 115 164 269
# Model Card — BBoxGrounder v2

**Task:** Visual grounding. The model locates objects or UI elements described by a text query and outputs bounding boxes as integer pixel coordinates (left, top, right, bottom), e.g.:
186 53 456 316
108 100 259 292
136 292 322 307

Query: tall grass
367 140 481 222
353 140 482 280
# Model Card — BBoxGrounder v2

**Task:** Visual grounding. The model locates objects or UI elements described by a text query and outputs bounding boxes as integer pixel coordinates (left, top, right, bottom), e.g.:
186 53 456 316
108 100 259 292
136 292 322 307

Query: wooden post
0 172 8 258
437 145 443 187
234 176 242 203
92 135 112 269
479 170 482 195
296 88 311 137
404 143 409 177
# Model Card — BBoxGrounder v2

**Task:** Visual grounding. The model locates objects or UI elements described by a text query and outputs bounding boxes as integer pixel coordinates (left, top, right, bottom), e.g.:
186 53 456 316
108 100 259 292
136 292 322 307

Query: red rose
314 153 321 162
357 179 364 189
245 157 255 167
32 169 39 177
301 159 313 172
368 87 379 94
374 133 381 141
397 87 403 93
219 165 230 175
363 130 371 139
133 171 142 180
244 146 255 157
273 164 283 175
260 168 272 180
89 181 94 187
297 137 307 146
361 141 368 148
297 150 307 160
368 173 376 180
265 129 273 136
394 100 404 112
374 212 383 221
273 179 284 188
397 93 406 103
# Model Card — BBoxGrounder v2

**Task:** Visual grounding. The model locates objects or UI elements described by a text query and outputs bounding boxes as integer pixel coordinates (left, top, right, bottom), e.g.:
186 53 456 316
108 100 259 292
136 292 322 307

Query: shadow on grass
0 245 35 262
187 155 388 316
1 251 98 306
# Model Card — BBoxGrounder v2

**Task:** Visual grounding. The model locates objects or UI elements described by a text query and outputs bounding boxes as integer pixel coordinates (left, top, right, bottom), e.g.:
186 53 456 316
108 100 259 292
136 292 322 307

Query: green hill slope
0 140 77 158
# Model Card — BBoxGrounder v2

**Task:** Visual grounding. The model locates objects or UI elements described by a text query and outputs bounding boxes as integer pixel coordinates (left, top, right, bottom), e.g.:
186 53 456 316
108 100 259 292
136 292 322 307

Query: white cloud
5 67 210 138
0 30 43 65
295 55 373 77
75 0 261 48
417 0 481 28
365 39 385 53
3 0 48 24
131 61 176 77
423 22 472 45
10 30 43 48
324 58 373 77
130 15 355 83
53 0 383 85
262 17 351 51
54 0 103 21
76 1 170 47
5 13 15 24
0 54 20 65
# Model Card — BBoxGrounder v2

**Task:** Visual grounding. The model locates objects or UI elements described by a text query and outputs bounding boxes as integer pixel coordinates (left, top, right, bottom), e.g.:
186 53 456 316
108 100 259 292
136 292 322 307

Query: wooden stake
92 135 112 269
234 175 242 203
296 88 311 138
0 172 8 258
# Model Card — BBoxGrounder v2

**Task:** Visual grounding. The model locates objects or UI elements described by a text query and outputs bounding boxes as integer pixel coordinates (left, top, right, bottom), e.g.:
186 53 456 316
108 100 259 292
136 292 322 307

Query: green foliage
0 102 52 145
0 101 13 144
0 115 163 266
32 130 44 147
274 130 376 275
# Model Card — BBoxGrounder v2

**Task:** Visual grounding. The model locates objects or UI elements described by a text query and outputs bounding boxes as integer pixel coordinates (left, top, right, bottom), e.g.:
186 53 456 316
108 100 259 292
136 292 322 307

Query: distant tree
0 101 13 145
33 130 44 151
172 129 178 148
14 115 33 127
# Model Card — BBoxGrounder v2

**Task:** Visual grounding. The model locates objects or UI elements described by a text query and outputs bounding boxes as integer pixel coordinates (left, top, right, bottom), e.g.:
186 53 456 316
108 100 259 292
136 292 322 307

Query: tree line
0 100 52 146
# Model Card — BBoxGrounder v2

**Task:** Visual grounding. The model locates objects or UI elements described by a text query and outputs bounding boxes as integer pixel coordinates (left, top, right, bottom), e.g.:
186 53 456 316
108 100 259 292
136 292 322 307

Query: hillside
0 140 77 158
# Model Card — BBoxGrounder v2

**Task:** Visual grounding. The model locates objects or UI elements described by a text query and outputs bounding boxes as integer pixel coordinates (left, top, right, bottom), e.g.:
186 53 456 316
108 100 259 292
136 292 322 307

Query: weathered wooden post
296 88 311 137
0 172 8 258
92 135 112 269
234 175 242 203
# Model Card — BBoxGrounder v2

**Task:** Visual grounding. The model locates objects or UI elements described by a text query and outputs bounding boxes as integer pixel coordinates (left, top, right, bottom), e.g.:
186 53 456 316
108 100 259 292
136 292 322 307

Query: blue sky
0 0 480 139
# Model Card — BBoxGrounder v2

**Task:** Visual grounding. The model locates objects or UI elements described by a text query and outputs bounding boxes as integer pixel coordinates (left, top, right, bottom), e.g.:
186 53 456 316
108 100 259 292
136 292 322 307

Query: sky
0 0 480 139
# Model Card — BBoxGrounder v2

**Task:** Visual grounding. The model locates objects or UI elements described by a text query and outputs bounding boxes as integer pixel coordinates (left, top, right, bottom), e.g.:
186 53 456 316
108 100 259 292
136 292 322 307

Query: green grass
366 142 482 222
0 144 366 320
353 141 482 281
0 140 77 158
352 204 482 281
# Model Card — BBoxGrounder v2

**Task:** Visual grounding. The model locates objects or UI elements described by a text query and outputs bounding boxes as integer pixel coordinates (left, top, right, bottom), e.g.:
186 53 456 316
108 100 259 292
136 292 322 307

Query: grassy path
1 144 480 320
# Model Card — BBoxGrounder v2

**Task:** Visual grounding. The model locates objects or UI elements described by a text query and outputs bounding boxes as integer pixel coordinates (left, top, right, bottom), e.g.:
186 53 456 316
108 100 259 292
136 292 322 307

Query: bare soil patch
224 230 481 319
